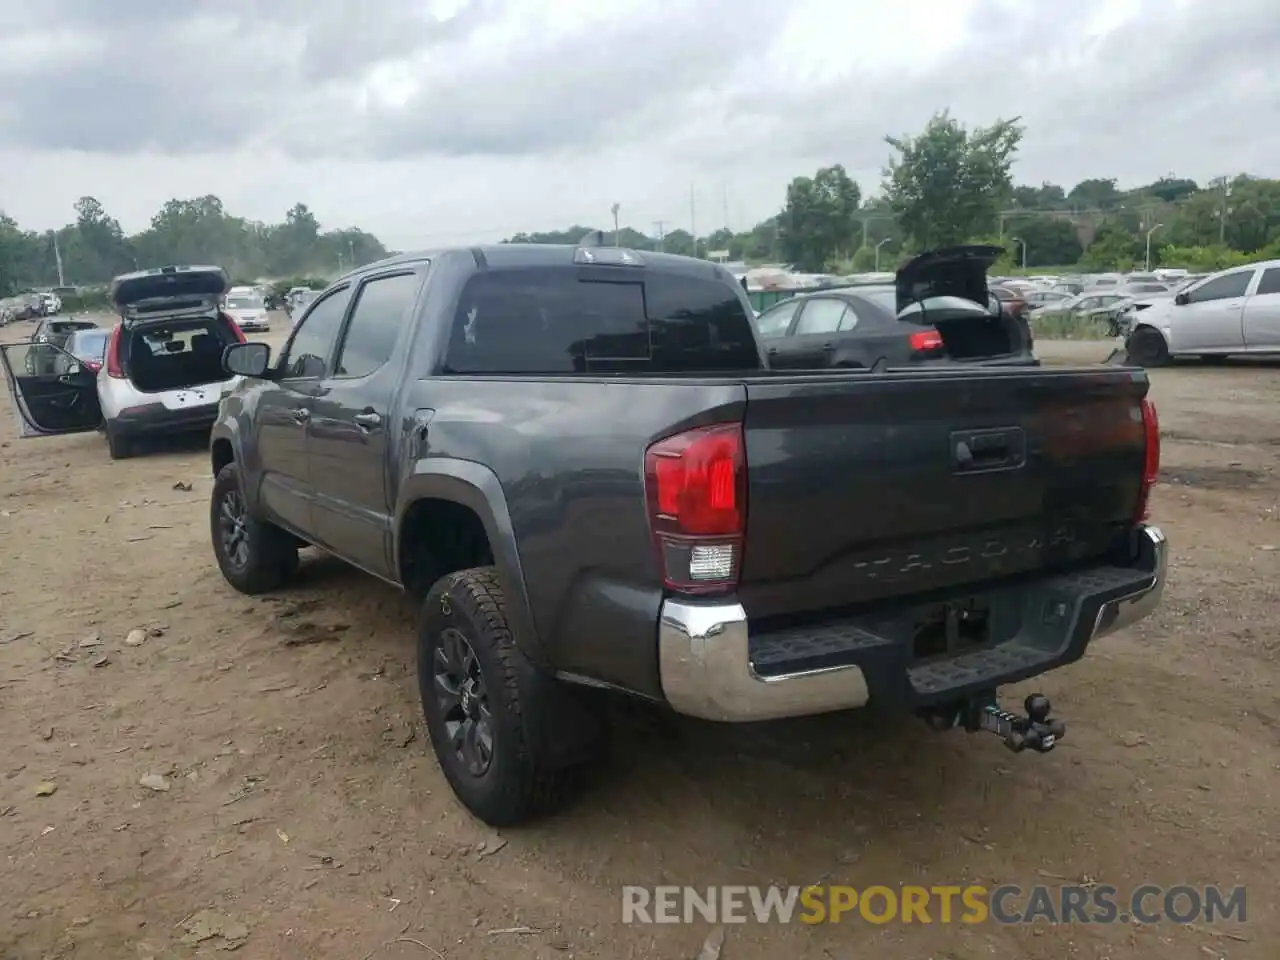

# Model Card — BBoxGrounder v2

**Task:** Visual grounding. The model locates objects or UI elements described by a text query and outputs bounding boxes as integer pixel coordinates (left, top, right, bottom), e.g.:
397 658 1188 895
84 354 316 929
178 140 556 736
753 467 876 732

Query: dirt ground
1 318 1276 960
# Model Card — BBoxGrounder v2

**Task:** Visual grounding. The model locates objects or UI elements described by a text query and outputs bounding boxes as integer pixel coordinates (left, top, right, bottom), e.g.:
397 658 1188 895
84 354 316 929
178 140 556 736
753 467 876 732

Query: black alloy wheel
433 626 495 777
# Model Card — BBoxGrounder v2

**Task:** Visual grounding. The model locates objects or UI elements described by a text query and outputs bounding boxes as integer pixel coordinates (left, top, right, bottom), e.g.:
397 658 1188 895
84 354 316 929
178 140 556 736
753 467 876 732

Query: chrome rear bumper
658 524 1168 723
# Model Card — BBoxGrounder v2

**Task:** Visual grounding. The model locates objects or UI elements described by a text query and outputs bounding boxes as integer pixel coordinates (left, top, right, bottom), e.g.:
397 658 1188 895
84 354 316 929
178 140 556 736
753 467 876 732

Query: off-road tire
1127 326 1170 367
105 423 134 460
418 567 572 826
210 462 299 594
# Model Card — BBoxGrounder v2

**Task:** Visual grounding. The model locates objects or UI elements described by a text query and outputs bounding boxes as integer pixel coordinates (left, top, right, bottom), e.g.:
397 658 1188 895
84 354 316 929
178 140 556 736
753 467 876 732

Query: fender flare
395 460 545 666
209 422 258 507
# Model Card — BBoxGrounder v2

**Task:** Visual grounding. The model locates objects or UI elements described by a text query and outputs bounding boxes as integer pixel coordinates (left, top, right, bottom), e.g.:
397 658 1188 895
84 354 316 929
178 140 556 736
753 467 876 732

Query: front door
307 267 426 580
0 342 102 438
1169 268 1254 353
254 284 352 537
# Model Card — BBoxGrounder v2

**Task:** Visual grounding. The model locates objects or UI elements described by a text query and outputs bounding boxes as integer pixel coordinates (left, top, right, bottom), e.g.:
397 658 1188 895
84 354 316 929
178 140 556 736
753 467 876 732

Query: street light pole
1011 237 1027 269
1145 223 1163 271
874 237 891 271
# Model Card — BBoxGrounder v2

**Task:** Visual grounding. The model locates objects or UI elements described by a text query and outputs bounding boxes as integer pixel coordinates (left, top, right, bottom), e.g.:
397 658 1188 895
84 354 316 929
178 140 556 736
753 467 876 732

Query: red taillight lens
84 360 101 372
105 324 125 378
1134 398 1160 521
222 312 247 343
908 329 943 352
644 422 746 594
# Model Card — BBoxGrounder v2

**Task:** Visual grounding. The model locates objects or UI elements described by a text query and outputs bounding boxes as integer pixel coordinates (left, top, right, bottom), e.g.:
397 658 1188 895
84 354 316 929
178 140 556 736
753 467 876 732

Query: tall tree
1066 178 1122 211
778 164 861 272
882 112 1023 250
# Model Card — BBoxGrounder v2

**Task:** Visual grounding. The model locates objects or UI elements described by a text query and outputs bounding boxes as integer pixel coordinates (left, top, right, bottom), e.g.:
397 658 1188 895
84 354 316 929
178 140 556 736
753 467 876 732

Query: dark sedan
752 286 954 369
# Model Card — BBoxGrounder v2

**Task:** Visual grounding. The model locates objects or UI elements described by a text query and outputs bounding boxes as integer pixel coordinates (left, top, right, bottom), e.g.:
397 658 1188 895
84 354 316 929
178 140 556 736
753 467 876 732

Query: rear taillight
1134 398 1160 521
644 422 746 595
908 329 943 352
105 324 125 378
221 312 247 343
84 360 101 372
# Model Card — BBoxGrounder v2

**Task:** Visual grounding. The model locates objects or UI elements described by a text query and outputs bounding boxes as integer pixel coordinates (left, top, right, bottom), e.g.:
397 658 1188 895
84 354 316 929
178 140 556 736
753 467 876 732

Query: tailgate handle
951 428 1025 474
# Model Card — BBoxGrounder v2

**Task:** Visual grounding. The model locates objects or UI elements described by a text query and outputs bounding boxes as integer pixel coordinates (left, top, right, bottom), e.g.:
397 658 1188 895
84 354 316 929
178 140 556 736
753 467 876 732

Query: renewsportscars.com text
621 884 1246 926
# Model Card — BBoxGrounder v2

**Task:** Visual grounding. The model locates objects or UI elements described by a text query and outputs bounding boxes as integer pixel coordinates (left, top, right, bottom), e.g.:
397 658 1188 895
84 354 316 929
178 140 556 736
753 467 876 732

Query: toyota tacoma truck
207 242 1167 826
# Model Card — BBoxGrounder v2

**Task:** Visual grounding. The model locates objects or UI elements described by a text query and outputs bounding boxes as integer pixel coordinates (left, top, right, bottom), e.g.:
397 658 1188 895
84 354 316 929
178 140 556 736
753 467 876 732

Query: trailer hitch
923 693 1065 754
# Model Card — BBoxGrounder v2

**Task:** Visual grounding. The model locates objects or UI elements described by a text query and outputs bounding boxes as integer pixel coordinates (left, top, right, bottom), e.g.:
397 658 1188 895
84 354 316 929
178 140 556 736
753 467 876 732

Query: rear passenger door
255 284 351 537
1242 266 1280 348
768 297 850 369
307 265 427 580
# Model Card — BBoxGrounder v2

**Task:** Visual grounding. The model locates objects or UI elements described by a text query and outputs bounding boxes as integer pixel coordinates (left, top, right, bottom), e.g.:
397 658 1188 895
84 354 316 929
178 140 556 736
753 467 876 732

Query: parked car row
0 291 61 324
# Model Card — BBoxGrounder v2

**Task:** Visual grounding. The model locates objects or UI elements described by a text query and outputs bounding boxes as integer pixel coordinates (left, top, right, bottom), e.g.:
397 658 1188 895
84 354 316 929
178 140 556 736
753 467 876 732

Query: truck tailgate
739 366 1149 620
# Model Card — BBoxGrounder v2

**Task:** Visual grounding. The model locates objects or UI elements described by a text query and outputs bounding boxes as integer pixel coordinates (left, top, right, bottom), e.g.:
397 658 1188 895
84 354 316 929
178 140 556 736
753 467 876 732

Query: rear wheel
418 567 574 826
1127 327 1170 367
105 423 134 460
210 462 299 594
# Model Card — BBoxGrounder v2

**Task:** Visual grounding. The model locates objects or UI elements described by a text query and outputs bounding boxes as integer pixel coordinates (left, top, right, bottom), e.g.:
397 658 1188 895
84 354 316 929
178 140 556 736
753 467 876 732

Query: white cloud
0 0 1275 250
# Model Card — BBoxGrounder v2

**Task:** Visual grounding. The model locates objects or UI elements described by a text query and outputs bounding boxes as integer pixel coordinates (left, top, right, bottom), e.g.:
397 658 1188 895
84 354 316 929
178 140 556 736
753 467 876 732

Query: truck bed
416 362 1151 700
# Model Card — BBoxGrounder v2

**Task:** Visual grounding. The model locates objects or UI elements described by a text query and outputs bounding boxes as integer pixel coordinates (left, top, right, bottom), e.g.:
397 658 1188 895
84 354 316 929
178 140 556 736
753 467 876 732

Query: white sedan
1123 259 1280 365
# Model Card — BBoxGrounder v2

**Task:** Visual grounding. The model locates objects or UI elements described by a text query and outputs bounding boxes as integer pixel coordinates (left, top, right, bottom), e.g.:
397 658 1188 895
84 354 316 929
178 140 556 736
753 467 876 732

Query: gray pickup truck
209 242 1167 826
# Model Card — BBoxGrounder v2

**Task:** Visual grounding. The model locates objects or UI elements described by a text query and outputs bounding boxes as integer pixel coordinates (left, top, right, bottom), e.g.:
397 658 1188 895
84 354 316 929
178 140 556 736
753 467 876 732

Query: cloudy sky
0 0 1274 249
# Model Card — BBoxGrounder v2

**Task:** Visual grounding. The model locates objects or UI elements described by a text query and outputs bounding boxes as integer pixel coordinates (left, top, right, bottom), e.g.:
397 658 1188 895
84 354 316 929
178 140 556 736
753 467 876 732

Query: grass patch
1029 313 1113 340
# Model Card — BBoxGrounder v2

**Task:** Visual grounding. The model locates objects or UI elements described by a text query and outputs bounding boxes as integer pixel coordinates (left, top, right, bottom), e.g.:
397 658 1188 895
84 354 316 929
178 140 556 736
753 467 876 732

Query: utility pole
874 237 891 271
690 184 698 259
52 232 65 287
1011 237 1027 269
722 183 730 232
1145 223 1163 271
1218 177 1232 246
610 203 620 246
653 220 665 252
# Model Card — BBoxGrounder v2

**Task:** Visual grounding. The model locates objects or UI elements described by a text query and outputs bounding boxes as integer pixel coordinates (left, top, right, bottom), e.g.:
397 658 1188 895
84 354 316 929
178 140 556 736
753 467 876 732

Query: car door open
0 342 102 438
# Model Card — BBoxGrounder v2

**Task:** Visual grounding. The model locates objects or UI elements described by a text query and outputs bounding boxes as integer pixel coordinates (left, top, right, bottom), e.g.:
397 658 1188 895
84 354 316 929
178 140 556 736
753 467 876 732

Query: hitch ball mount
925 693 1066 754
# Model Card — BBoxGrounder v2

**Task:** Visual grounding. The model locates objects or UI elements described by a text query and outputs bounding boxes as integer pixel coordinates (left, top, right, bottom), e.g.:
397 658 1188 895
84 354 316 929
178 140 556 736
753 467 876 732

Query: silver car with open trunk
0 264 247 459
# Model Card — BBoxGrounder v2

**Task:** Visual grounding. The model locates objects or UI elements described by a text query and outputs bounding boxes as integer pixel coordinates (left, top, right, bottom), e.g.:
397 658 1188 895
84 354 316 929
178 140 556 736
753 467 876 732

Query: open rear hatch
111 265 230 322
738 365 1151 621
894 245 1030 360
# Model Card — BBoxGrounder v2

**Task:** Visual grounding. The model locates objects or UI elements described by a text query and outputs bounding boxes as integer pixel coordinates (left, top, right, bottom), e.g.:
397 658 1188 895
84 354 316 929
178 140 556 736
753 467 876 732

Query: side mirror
223 342 272 378
1174 292 1189 306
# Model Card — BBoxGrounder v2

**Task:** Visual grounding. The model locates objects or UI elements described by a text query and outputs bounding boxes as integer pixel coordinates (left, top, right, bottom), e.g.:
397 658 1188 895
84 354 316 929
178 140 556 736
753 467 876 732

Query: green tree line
7 111 1280 299
509 113 1280 275
0 196 390 297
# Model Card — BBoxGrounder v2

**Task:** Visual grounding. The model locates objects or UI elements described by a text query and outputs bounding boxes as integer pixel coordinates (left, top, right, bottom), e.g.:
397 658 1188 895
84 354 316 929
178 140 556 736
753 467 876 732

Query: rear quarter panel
402 376 746 698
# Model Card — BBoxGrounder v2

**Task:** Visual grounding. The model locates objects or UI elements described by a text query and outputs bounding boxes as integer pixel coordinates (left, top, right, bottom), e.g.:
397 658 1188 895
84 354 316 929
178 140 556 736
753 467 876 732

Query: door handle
291 407 311 424
354 411 382 430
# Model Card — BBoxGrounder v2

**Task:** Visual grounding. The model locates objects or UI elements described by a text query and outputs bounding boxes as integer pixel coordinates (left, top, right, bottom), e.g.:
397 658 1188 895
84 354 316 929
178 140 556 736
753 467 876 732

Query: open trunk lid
737 366 1150 620
110 265 230 323
893 245 1032 360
